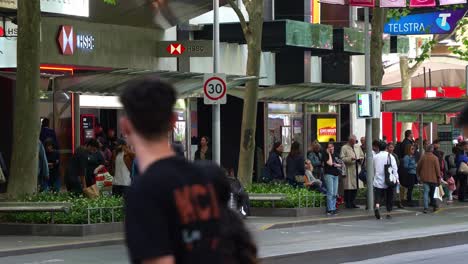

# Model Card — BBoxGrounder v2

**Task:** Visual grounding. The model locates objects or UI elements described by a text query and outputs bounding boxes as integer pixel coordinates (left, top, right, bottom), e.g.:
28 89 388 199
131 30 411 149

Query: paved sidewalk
1 203 468 259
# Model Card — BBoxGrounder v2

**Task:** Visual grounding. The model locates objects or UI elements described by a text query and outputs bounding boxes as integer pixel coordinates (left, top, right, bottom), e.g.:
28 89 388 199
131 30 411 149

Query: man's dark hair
458 104 468 126
86 139 100 149
405 130 412 138
378 140 387 151
120 78 176 140
372 139 380 147
433 139 440 144
42 118 50 128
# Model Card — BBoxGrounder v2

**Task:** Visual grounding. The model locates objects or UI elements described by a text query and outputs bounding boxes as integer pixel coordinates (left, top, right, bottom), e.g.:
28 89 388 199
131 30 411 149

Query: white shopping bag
434 186 443 201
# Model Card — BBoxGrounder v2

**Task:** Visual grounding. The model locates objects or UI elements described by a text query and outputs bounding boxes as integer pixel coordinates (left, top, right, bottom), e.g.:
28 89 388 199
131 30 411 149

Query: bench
0 202 71 224
249 194 286 208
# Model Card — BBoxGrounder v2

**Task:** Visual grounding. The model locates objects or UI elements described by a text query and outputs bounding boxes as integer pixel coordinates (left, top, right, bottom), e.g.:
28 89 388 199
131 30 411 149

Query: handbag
358 169 367 184
434 186 443 201
385 154 397 188
459 162 468 175
83 184 100 199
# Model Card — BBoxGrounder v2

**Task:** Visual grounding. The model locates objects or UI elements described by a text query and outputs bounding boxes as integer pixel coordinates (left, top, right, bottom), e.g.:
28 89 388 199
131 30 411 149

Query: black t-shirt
125 156 224 264
321 152 340 176
65 149 88 187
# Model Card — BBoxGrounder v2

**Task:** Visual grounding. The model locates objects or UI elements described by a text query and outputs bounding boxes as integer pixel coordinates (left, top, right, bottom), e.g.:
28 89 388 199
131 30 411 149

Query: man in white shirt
373 141 399 220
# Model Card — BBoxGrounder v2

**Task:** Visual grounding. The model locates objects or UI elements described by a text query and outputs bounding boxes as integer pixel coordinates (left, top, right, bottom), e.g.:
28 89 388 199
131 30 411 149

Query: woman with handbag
373 141 399 220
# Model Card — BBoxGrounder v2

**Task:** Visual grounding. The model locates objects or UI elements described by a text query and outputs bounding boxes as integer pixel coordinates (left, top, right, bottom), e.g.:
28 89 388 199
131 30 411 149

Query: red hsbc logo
166 43 185 55
58 25 76 56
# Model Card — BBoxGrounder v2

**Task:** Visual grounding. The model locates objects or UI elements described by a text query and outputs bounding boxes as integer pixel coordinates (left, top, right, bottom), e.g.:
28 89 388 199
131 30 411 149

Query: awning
382 56 468 87
0 72 55 91
53 69 255 99
383 98 468 114
229 83 396 104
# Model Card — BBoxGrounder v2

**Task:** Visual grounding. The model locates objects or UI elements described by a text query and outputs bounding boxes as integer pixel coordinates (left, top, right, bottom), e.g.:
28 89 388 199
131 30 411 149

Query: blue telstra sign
384 9 467 35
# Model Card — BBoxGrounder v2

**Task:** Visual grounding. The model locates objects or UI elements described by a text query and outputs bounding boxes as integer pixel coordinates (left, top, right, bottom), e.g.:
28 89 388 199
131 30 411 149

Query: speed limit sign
203 73 227 105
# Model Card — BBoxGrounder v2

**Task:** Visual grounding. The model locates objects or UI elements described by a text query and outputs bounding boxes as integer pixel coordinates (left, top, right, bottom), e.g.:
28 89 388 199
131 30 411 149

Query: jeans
423 182 437 209
324 174 339 212
458 173 467 201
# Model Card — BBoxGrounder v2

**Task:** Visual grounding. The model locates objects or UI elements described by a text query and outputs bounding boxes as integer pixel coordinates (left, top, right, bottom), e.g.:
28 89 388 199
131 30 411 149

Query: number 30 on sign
203 73 227 105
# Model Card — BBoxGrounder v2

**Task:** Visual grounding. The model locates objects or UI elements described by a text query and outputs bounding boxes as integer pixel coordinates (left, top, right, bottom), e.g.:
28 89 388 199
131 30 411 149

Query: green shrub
246 183 325 208
1 192 124 224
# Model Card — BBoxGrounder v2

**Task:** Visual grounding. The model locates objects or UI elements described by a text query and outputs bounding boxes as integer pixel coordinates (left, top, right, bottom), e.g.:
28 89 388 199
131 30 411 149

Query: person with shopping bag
417 145 441 214
373 141 399 220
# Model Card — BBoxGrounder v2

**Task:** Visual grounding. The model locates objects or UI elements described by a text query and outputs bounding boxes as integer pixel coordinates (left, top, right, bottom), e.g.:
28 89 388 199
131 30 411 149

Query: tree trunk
370 6 387 140
400 56 413 140
8 0 41 198
237 0 264 187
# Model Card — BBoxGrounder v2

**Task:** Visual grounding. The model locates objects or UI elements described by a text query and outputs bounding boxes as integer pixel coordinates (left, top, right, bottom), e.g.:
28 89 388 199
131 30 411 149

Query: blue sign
384 9 467 35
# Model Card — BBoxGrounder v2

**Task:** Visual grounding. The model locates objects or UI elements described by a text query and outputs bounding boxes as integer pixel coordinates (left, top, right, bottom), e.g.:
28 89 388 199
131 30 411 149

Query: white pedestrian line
23 259 64 264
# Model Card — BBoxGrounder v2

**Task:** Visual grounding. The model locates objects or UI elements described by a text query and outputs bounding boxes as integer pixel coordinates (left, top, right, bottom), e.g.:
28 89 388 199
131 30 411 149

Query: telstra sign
384 9 467 35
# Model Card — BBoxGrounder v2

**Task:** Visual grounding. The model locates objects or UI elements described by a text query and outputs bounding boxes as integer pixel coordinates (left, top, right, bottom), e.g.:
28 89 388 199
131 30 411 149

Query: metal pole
420 114 424 155
393 112 397 144
423 67 427 97
212 0 221 164
465 65 468 96
364 7 374 211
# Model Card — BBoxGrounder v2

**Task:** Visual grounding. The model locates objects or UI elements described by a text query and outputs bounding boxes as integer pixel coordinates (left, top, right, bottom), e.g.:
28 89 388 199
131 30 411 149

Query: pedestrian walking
401 144 418 206
417 145 441 213
322 142 342 216
286 142 305 187
340 135 364 209
373 141 399 220
264 142 285 182
121 78 231 264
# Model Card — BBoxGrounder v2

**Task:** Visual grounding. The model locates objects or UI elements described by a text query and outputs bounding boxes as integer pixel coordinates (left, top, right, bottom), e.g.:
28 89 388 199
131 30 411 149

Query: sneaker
332 210 339 216
374 208 381 220
423 208 428 214
433 207 440 212
327 211 333 216
386 215 392 220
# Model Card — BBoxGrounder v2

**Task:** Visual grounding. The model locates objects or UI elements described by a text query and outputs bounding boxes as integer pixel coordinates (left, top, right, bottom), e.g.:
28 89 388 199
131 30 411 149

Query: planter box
251 207 325 217
0 222 123 236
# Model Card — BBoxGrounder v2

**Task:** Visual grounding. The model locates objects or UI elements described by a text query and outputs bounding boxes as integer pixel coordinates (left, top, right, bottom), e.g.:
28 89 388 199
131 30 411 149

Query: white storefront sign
0 37 17 68
0 0 89 18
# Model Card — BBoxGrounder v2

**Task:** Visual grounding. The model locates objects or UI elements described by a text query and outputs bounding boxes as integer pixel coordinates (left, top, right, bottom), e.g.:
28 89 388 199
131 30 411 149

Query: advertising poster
317 118 337 142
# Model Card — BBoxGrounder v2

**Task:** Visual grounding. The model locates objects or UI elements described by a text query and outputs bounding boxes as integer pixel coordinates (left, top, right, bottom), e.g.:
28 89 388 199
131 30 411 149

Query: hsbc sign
57 25 95 55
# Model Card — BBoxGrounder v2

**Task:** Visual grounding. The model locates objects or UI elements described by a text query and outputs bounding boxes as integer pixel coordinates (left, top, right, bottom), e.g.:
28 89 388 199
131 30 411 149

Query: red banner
409 0 436 7
349 0 375 6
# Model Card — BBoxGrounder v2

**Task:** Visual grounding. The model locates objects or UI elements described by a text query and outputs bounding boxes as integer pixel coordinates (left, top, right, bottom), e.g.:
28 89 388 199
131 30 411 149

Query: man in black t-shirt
120 78 224 264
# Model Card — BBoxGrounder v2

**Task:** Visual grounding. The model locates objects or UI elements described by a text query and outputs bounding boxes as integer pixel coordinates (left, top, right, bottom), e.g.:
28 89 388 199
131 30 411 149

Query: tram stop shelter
383 97 468 154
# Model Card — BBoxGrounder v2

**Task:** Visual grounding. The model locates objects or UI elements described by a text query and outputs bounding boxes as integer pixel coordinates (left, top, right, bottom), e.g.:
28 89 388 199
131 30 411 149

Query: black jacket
266 152 285 180
286 155 305 180
399 138 414 159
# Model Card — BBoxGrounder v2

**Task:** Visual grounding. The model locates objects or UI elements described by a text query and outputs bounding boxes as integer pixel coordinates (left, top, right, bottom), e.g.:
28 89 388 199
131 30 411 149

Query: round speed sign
204 76 227 101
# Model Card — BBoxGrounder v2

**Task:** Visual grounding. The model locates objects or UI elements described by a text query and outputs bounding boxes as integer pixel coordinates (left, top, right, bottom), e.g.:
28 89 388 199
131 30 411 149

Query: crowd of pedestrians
263 127 468 218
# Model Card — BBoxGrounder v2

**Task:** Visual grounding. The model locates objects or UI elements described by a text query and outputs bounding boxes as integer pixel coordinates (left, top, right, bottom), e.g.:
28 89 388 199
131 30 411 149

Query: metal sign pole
364 7 374 211
466 65 468 96
212 0 221 164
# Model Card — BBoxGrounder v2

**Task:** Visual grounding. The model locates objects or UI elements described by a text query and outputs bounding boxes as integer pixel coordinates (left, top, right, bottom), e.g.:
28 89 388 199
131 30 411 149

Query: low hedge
0 193 124 224
246 183 325 208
